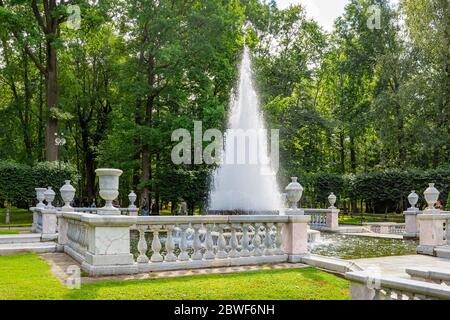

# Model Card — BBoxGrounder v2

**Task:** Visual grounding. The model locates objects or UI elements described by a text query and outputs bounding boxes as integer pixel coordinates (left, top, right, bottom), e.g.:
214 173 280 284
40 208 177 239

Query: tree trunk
45 42 58 161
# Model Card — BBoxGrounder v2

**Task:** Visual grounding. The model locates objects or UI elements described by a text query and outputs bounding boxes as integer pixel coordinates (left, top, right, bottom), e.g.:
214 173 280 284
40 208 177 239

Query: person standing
179 199 187 215
142 201 149 216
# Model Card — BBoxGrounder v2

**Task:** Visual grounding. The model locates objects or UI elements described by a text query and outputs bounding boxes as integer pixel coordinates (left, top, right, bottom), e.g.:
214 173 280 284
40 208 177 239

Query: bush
295 168 450 213
0 161 79 208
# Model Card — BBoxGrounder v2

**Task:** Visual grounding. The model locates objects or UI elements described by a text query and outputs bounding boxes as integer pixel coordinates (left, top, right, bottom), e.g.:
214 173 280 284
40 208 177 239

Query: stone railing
73 207 138 216
346 271 450 300
304 208 339 231
362 222 406 235
30 207 58 240
406 268 450 286
58 211 310 276
417 211 450 256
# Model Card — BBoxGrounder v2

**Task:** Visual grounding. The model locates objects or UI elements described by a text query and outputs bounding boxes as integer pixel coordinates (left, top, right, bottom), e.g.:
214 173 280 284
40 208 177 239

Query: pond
309 233 418 260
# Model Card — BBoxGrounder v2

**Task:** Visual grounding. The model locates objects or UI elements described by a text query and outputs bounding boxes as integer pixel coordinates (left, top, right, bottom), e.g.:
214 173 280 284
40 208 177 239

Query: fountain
208 47 282 215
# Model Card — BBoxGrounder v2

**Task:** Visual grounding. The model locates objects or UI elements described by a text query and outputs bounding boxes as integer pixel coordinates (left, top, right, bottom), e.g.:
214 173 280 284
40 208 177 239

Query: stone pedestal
282 215 310 262
41 208 58 241
404 209 420 239
417 212 448 256
326 209 339 231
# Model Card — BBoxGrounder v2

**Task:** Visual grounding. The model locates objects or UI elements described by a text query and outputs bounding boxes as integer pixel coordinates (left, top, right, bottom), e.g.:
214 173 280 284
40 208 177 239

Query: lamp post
54 132 66 170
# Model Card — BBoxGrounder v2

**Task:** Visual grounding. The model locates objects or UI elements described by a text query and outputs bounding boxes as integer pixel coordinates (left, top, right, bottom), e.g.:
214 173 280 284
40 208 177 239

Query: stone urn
128 190 137 209
285 177 303 209
95 168 123 215
423 183 439 210
44 187 55 208
60 180 75 210
407 190 419 210
328 192 337 209
35 188 47 209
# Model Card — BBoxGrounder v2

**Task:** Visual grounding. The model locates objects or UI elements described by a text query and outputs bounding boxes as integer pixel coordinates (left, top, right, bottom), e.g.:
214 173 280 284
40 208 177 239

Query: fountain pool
309 233 418 260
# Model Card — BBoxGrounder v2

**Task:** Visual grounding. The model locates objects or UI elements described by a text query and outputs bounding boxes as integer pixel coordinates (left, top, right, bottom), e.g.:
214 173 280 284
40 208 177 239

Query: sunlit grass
0 254 349 300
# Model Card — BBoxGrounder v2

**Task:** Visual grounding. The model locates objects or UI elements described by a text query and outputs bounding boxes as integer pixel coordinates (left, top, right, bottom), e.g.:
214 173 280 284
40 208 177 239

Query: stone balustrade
362 222 406 235
304 208 339 231
30 207 58 241
346 271 450 300
57 211 310 276
406 268 450 286
417 211 450 256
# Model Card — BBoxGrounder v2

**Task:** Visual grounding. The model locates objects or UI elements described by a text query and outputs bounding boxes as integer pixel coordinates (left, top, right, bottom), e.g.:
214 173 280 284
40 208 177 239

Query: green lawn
339 213 405 225
0 207 33 227
0 230 19 234
0 254 350 300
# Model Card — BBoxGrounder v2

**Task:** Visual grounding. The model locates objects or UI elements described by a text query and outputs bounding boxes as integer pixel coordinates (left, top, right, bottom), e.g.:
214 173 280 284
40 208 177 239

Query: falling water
208 47 282 213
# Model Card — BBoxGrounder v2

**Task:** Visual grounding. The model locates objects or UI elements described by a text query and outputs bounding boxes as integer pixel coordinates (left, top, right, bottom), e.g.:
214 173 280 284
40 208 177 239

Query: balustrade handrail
135 215 290 225
346 271 450 300
304 208 334 214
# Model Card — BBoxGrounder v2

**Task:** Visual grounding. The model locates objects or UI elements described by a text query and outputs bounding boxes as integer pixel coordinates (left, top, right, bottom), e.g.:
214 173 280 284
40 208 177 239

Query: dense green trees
0 0 448 212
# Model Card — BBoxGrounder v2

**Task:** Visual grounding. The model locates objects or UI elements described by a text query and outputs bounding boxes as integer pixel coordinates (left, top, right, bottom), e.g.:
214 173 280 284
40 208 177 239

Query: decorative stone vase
60 180 75 210
44 187 55 208
95 168 123 214
423 183 439 210
407 190 419 209
285 177 303 209
328 192 337 209
128 190 137 208
35 188 47 209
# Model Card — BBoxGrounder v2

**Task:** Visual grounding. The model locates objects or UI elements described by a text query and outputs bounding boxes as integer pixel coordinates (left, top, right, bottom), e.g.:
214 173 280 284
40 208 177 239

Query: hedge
0 161 79 208
297 168 450 213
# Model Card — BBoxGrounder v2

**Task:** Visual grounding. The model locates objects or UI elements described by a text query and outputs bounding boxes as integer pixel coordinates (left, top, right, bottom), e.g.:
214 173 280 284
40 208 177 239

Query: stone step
0 233 42 244
301 254 364 274
0 242 57 255
435 246 450 259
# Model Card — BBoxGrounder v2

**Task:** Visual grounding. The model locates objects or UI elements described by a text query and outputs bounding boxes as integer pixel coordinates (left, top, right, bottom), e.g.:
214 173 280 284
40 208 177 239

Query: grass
0 207 33 227
0 230 19 234
339 213 405 225
0 254 350 300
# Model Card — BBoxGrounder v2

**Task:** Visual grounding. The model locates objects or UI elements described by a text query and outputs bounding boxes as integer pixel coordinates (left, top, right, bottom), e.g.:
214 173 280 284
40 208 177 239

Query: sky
276 0 399 31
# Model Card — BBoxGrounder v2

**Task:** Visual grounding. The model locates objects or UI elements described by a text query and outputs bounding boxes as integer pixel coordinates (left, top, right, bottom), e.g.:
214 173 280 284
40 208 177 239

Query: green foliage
0 161 78 207
301 168 450 213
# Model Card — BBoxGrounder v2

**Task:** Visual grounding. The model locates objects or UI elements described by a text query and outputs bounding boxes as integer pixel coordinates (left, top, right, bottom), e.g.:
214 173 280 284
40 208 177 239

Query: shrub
295 168 450 213
0 161 78 208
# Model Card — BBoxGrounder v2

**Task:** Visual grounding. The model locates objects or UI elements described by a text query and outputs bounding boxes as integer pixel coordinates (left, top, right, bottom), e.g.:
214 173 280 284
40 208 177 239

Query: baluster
164 225 177 262
216 224 228 259
373 289 381 300
191 224 203 260
274 223 284 255
263 223 273 256
229 224 240 258
204 223 215 260
137 225 149 263
150 226 163 262
252 223 262 256
384 288 392 300
240 223 250 257
177 224 190 261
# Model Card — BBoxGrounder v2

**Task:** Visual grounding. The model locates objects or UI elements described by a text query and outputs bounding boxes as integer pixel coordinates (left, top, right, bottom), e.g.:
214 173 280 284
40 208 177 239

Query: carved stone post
282 215 310 262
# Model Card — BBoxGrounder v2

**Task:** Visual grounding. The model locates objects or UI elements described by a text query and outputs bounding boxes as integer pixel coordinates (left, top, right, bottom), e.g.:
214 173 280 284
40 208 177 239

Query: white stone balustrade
30 206 58 241
346 271 450 300
304 208 339 231
362 222 406 235
57 211 310 276
417 212 450 256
